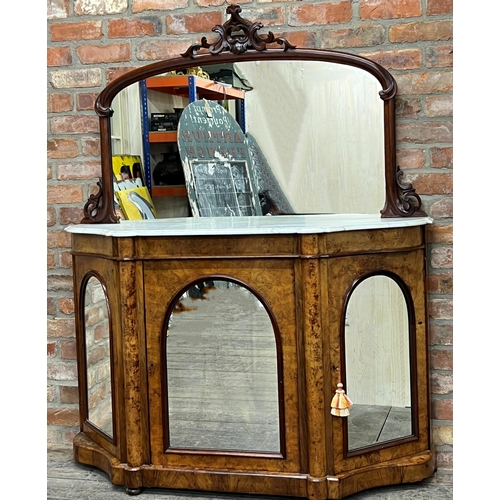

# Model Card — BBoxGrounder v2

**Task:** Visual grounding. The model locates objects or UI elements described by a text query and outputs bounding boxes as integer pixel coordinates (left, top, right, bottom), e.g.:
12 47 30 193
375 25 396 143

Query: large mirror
83 275 114 438
344 274 413 451
110 60 385 218
165 279 281 453
84 5 425 223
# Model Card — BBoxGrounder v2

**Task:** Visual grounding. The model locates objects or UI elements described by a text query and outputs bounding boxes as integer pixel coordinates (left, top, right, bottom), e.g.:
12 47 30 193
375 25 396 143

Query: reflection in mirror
111 60 385 219
166 279 280 453
345 275 412 451
84 276 113 438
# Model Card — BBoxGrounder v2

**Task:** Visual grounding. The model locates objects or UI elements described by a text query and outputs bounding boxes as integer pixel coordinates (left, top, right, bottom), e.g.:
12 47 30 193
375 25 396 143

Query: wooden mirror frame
83 4 426 224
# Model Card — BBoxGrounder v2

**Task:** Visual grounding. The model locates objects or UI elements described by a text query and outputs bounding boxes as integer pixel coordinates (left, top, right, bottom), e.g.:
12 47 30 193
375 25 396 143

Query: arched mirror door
344 273 415 452
82 275 114 439
164 278 283 454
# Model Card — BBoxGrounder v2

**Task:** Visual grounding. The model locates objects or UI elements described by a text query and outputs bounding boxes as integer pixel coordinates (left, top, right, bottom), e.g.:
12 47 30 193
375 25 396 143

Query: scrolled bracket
182 4 295 58
81 179 118 223
395 166 424 216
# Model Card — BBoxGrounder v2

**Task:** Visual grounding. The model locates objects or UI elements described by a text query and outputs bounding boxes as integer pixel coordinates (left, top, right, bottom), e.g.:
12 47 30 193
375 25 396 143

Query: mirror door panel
326 248 430 473
144 259 301 472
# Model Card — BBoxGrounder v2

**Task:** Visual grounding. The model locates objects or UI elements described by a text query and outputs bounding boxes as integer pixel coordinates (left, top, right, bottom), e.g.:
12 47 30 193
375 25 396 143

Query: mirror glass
83 276 114 438
344 275 412 451
111 60 385 218
166 279 281 453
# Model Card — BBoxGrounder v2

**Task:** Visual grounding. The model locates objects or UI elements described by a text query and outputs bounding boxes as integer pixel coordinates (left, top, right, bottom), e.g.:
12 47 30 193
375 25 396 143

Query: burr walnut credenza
66 6 435 499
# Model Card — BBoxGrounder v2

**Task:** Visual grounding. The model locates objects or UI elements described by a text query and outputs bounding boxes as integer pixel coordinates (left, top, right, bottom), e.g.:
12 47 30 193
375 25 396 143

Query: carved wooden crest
182 4 296 58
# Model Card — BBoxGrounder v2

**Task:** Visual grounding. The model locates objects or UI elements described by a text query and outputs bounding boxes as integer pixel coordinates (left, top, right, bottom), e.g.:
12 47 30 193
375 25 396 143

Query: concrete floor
47 447 452 500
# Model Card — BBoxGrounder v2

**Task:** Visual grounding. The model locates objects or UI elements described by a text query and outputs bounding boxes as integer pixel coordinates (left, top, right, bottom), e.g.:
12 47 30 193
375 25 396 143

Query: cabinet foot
125 486 144 495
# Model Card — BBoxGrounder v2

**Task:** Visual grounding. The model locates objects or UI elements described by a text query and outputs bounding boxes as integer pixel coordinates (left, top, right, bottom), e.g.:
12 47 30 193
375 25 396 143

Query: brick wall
47 0 453 469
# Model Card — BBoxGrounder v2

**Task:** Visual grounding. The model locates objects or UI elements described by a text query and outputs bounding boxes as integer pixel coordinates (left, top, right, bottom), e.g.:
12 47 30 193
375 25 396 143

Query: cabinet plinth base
73 433 435 500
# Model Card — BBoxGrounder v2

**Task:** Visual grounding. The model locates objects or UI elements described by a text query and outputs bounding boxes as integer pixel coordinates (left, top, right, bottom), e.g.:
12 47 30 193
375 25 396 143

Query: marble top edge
65 214 433 237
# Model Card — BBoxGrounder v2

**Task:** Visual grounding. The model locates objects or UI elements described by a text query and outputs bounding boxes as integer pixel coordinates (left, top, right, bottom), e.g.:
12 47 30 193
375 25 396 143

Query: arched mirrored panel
344 275 412 451
83 276 114 439
165 279 281 453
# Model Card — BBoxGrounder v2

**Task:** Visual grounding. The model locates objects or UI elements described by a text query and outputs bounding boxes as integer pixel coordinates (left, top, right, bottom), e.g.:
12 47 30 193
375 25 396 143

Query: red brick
47 318 76 338
430 147 453 169
47 230 72 249
48 165 54 180
430 348 453 370
49 68 102 89
430 246 453 268
427 272 453 294
427 0 452 15
94 323 110 342
106 66 141 84
57 161 102 180
289 2 351 26
47 406 79 425
431 398 453 420
396 148 424 169
47 386 56 403
167 12 222 34
47 275 74 292
48 342 57 358
395 97 422 119
194 0 227 6
82 137 100 156
362 49 421 70
389 20 452 42
283 31 317 49
425 95 452 117
427 224 453 243
426 45 453 68
322 25 385 49
133 0 188 13
77 93 99 111
50 21 102 42
436 450 453 469
429 298 453 320
48 138 79 159
407 173 452 195
61 340 77 360
48 0 70 19
48 46 72 67
397 123 452 144
74 0 127 15
396 71 452 94
48 297 58 316
50 115 99 134
433 425 452 446
60 252 74 270
59 297 75 315
360 0 422 19
241 7 285 27
137 38 197 61
60 207 85 224
77 43 131 64
47 208 57 227
48 93 73 113
60 386 79 404
48 252 56 269
429 197 452 218
429 323 453 346
109 18 160 38
430 372 453 394
47 184 84 204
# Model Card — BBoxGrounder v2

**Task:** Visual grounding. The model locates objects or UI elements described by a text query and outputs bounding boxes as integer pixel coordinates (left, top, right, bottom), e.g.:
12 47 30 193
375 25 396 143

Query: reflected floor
166 282 280 453
348 404 412 450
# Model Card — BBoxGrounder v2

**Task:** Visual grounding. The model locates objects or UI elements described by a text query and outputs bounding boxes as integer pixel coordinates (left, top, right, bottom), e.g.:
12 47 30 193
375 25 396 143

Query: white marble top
65 214 433 238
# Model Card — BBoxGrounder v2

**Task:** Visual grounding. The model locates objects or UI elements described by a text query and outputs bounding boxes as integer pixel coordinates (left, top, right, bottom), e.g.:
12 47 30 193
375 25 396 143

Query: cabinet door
326 249 430 474
144 258 302 473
